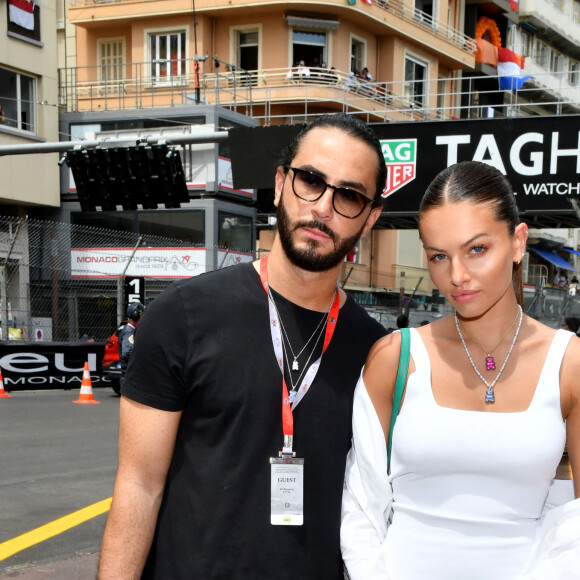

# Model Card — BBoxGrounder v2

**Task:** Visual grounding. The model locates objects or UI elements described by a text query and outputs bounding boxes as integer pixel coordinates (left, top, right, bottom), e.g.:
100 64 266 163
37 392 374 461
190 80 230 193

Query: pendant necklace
268 287 335 372
457 307 521 371
454 305 523 403
268 287 336 402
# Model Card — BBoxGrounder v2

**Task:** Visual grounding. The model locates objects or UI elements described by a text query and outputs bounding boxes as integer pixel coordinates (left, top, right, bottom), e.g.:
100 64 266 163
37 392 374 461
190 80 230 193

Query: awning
285 15 340 30
561 247 580 257
529 247 578 271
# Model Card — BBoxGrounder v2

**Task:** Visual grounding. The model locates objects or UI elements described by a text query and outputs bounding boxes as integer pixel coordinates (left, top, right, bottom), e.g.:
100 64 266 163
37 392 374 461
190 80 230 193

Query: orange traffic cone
0 370 11 398
73 362 100 405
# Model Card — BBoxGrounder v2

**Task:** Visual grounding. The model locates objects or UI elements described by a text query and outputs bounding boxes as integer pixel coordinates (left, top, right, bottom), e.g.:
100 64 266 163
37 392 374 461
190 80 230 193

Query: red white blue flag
9 0 35 31
497 47 532 91
363 0 374 4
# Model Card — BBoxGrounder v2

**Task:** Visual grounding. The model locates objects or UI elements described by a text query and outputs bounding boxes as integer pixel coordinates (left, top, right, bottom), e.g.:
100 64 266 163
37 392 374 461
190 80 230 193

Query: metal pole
0 131 229 156
404 276 423 318
1 219 22 340
192 0 201 104
399 271 406 315
117 235 144 325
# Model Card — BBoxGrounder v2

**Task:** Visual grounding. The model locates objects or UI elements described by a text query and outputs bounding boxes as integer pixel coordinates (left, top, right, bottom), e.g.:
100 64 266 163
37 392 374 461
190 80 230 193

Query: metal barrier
0 216 254 343
58 62 580 124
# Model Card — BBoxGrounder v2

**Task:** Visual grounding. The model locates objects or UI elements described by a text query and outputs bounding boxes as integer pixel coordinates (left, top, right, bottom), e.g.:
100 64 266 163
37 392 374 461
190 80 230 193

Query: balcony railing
58 60 580 123
69 0 476 54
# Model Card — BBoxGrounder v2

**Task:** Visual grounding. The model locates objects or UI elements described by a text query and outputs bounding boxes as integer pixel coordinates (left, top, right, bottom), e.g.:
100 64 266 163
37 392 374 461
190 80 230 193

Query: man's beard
276 191 366 272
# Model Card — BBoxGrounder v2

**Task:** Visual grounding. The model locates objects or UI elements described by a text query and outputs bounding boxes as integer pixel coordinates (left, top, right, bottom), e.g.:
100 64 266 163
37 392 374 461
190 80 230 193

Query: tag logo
380 139 417 198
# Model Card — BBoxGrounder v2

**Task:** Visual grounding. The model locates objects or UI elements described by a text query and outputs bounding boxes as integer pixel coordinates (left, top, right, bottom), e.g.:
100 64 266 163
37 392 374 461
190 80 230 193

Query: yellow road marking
0 497 112 561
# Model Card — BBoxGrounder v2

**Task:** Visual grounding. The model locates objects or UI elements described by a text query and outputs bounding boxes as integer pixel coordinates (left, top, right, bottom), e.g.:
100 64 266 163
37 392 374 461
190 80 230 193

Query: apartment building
1 0 60 212
464 0 580 116
62 0 475 124
511 0 580 112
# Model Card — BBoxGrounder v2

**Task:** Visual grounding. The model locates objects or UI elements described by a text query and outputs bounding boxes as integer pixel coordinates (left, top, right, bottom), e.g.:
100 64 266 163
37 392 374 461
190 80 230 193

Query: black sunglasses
286 167 375 219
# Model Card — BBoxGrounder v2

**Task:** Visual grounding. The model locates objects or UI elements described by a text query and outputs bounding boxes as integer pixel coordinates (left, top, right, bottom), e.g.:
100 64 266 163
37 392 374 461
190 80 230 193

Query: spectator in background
563 316 580 335
118 302 145 371
553 270 567 288
360 67 372 81
286 60 311 83
396 313 409 329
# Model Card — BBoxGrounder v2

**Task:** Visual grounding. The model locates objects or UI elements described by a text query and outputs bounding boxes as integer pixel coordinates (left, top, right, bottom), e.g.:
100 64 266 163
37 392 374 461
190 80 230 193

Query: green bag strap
387 327 410 474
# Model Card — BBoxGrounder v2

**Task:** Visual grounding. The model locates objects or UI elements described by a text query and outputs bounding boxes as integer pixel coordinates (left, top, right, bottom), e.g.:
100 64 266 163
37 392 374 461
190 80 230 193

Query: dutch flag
497 47 533 91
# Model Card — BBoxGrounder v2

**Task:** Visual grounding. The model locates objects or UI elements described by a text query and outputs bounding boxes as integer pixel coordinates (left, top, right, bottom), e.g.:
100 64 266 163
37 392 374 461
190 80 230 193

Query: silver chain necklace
457 307 520 371
454 305 523 403
267 287 336 400
268 287 335 372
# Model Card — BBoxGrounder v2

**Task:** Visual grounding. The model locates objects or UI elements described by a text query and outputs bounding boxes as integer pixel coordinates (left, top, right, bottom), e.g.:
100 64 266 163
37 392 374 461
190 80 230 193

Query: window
351 37 365 74
415 0 436 26
573 0 580 23
521 30 533 58
237 31 259 71
149 31 186 81
0 67 36 133
98 39 125 83
404 56 427 108
569 61 579 86
232 28 259 86
292 29 326 68
535 39 549 68
7 0 41 43
138 211 204 244
550 49 564 72
218 212 252 251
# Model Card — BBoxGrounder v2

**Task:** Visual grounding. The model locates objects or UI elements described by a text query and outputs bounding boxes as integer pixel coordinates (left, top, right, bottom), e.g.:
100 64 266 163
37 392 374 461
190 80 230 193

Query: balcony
58 60 580 122
59 62 445 123
519 0 580 57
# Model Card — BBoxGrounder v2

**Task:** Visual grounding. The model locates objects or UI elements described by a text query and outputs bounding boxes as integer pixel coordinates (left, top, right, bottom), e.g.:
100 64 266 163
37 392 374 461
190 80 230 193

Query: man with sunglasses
99 113 388 580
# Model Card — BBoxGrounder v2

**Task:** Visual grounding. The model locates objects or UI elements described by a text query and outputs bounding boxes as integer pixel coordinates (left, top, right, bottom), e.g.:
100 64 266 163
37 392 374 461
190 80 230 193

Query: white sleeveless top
386 328 572 579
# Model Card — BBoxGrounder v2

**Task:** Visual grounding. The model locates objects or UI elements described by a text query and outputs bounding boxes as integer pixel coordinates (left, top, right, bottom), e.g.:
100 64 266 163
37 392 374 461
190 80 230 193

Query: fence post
117 235 144 325
1 219 23 340
0 267 7 341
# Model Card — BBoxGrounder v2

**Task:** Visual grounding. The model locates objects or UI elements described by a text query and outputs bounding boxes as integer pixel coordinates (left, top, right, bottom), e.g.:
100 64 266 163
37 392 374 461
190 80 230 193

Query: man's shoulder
342 296 388 339
174 261 257 294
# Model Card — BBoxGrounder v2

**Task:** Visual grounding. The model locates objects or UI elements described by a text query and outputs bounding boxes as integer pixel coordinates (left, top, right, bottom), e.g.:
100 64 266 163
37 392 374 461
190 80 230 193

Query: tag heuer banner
229 114 580 217
370 115 580 214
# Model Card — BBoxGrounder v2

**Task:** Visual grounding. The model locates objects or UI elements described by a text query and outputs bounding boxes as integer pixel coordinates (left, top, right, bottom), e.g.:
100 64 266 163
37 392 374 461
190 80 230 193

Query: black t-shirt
123 262 386 579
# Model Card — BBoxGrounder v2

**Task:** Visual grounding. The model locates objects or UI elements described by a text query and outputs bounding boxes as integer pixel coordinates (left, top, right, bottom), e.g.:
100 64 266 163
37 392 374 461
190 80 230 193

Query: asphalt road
0 388 120 578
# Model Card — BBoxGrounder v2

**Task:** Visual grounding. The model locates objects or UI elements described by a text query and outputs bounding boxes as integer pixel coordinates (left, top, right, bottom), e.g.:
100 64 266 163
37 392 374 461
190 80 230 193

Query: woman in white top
342 161 580 579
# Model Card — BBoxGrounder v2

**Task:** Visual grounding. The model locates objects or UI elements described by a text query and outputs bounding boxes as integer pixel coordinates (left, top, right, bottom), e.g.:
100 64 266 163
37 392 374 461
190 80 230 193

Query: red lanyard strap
260 255 340 453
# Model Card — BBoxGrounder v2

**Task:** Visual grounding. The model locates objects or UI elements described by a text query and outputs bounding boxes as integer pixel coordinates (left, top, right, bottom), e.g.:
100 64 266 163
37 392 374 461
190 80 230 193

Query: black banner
0 342 109 392
230 115 580 215
372 115 580 214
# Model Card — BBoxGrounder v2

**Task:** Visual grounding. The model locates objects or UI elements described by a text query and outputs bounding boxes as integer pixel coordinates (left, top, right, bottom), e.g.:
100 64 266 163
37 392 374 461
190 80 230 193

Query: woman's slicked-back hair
277 113 387 205
419 161 524 306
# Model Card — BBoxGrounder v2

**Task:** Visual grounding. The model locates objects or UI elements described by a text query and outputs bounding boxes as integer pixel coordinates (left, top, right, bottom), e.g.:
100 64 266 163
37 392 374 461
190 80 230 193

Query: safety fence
0 216 254 343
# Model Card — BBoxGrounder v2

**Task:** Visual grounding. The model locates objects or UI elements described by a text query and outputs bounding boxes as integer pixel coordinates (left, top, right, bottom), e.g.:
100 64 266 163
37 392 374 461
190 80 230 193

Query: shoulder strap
387 328 410 474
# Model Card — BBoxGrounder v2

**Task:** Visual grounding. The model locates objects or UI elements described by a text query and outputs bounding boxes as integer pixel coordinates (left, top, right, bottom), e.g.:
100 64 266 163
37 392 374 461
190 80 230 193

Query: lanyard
260 255 340 454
